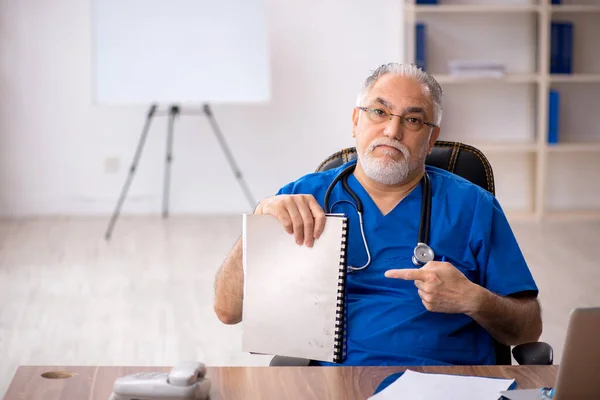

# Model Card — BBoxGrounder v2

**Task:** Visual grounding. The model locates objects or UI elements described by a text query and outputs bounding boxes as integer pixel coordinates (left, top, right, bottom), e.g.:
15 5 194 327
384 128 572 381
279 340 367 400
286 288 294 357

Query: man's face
352 74 440 185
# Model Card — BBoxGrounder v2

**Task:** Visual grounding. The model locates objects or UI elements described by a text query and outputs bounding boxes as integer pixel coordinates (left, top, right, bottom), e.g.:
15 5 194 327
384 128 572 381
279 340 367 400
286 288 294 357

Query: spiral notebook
241 213 348 363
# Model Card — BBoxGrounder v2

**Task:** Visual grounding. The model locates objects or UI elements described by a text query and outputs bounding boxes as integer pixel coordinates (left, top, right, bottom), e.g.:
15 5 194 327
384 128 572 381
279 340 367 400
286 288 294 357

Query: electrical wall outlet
104 157 121 174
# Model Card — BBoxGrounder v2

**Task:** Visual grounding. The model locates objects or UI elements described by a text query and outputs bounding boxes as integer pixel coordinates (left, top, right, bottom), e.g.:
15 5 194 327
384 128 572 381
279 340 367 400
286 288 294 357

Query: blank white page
91 0 270 105
242 214 346 363
369 369 516 400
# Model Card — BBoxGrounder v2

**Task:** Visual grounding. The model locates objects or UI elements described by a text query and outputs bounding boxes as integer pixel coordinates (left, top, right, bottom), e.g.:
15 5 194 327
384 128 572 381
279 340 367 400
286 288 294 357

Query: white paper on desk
498 389 547 400
368 369 516 400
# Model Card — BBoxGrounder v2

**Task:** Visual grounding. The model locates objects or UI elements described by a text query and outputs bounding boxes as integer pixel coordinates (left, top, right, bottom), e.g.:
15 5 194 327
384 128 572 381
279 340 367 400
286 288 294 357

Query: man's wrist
464 283 489 317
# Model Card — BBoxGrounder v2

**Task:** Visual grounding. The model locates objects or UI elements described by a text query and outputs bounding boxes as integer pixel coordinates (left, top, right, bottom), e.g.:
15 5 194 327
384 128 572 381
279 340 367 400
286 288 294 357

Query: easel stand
104 103 257 241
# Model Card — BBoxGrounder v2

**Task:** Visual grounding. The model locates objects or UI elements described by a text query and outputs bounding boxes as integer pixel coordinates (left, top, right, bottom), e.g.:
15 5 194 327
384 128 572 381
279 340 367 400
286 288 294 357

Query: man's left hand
384 261 482 315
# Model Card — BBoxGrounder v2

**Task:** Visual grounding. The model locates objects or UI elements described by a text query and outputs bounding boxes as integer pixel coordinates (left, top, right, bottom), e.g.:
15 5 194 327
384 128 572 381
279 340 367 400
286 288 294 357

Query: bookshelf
404 0 600 220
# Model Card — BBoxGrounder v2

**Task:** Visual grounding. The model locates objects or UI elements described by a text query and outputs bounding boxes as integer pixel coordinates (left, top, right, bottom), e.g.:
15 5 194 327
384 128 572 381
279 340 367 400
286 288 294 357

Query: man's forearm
213 237 244 325
466 286 542 346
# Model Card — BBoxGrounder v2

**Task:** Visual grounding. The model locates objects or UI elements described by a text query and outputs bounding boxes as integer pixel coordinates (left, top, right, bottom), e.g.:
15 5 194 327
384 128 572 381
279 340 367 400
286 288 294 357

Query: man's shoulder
277 161 354 196
426 164 494 203
426 165 509 231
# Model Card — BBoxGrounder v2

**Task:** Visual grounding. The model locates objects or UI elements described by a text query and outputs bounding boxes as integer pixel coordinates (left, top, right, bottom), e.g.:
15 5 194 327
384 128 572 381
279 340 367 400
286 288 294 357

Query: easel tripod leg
104 104 158 241
163 105 179 218
203 104 257 209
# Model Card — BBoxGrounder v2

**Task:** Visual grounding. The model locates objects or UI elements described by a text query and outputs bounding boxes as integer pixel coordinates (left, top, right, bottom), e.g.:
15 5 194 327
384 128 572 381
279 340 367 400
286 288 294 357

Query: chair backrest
316 140 511 365
316 140 494 195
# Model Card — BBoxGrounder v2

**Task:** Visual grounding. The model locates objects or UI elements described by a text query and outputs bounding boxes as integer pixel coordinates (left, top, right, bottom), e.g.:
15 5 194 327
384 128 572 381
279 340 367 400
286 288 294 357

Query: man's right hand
254 194 326 248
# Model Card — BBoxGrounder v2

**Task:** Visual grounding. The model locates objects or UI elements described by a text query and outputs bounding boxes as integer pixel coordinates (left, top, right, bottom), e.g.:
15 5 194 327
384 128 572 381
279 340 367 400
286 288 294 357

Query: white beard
358 136 428 185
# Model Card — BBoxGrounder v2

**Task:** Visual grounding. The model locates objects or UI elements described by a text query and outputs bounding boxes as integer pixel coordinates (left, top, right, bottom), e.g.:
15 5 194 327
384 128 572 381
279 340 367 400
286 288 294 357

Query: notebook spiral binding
333 218 349 363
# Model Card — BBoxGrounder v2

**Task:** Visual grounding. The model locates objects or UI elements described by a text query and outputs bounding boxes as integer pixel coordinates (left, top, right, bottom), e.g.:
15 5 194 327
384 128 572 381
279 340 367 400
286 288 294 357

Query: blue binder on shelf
552 0 561 4
550 23 561 74
548 90 560 145
560 22 573 74
415 23 426 71
550 22 573 74
416 0 438 4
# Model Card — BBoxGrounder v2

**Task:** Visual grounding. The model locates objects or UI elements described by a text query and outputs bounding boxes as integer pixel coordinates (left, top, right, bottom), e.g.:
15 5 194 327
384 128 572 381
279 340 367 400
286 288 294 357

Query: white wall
0 0 403 216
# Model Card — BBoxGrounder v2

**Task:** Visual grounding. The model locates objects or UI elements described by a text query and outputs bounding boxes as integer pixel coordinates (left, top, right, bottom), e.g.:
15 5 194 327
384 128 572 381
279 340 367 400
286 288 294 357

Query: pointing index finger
385 268 430 281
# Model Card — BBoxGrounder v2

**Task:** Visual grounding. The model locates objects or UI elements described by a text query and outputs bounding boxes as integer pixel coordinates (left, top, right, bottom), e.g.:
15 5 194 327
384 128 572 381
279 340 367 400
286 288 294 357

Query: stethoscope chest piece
412 242 435 266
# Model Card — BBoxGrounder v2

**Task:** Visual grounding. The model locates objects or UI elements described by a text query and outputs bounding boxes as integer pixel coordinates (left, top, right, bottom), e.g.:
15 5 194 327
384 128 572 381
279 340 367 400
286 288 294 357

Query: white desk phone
109 361 211 400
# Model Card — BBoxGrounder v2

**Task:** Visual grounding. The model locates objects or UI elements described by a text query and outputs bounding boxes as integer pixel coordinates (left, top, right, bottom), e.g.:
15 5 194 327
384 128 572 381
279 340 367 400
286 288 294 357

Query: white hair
356 63 443 126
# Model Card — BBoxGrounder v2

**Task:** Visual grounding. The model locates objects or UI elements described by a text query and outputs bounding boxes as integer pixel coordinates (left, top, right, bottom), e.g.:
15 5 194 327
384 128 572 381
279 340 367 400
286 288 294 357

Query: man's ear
428 126 440 154
352 107 359 138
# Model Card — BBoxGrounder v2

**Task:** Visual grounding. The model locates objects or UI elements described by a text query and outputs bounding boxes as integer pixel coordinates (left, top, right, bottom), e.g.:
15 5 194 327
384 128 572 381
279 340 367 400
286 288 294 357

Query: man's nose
383 115 404 140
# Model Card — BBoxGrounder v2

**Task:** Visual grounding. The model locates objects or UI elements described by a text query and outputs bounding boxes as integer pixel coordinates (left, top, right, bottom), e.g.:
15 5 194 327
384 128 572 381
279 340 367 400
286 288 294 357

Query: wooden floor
1 216 599 397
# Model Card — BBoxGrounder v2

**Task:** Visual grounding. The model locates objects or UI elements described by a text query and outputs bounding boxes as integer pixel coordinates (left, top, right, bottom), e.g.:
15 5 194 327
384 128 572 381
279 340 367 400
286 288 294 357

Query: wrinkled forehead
365 74 433 113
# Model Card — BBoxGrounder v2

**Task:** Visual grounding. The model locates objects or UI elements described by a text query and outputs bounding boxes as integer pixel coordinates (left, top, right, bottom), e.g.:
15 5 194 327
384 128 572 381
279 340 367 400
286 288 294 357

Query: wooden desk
4 365 558 400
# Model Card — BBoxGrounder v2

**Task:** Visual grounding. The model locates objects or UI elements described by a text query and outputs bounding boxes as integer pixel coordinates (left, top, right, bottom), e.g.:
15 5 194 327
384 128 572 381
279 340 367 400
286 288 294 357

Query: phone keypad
131 372 167 380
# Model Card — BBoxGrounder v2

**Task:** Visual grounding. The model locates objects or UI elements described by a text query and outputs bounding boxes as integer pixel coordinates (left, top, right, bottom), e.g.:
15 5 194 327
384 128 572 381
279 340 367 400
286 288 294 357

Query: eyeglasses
357 106 438 132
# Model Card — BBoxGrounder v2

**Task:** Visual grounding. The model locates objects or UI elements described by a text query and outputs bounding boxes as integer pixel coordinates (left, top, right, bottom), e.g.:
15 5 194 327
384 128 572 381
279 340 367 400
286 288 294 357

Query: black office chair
270 141 553 367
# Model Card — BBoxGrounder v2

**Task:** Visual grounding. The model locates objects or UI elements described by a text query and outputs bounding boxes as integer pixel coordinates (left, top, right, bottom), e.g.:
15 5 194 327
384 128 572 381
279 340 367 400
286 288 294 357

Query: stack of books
447 60 507 79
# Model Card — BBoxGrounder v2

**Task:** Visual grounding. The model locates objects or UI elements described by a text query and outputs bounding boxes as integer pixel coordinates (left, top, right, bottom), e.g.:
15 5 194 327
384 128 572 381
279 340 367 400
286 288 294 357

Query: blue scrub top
276 159 538 366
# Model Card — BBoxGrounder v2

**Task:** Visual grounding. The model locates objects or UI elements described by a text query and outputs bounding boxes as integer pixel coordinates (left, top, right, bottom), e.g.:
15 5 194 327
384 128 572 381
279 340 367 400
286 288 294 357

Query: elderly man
213 63 542 366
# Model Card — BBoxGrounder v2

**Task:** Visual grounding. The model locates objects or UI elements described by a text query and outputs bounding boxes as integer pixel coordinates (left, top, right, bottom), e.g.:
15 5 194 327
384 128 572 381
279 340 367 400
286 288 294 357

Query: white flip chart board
91 0 270 105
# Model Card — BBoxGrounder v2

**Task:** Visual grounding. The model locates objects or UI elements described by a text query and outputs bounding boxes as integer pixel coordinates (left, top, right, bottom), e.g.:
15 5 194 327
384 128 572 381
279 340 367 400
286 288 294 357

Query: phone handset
168 361 207 386
110 361 211 400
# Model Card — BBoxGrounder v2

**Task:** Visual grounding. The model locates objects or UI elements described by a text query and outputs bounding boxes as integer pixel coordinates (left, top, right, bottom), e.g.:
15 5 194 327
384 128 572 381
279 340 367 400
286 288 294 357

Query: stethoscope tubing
323 162 434 271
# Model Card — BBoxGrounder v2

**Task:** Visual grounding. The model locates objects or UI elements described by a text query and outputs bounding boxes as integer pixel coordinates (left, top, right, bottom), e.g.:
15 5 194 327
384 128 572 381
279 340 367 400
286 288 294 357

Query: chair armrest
512 342 554 365
269 356 312 366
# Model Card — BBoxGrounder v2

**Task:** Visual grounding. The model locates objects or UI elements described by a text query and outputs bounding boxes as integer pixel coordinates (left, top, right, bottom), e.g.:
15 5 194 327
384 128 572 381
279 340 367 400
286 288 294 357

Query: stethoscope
323 162 434 272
